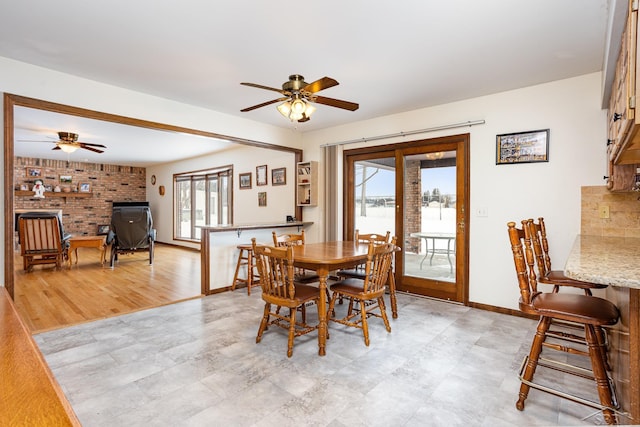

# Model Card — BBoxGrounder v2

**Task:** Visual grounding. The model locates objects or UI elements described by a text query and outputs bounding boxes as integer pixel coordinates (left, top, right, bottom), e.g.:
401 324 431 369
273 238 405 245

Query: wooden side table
68 235 107 268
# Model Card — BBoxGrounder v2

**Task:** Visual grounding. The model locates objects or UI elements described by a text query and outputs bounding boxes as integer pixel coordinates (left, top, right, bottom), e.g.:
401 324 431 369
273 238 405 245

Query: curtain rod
320 119 486 148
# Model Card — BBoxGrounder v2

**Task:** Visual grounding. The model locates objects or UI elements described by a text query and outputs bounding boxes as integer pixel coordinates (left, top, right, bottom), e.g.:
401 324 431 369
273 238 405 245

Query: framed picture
44 184 53 192
256 165 268 186
97 224 110 235
79 182 91 193
239 172 252 189
496 129 549 165
258 191 267 207
271 167 286 186
19 183 29 191
59 175 72 183
26 167 42 177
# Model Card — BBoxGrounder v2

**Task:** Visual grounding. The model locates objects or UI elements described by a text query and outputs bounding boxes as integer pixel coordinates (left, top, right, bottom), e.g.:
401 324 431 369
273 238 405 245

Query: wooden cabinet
296 161 318 206
607 0 640 191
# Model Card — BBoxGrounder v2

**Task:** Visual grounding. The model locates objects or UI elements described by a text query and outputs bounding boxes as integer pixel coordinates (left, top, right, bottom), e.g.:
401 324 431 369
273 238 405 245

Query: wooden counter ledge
0 287 80 426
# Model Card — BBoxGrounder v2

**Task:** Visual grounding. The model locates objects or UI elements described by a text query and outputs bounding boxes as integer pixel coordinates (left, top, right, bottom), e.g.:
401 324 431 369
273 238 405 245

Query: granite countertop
564 234 640 289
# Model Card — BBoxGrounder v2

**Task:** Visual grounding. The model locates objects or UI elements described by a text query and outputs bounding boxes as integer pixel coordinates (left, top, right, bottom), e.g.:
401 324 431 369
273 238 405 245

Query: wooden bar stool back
528 217 607 295
507 221 620 424
231 244 260 295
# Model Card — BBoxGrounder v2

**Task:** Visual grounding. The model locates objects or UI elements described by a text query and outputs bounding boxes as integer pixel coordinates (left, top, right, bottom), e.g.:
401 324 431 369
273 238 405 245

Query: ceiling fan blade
312 95 359 111
240 82 289 95
79 144 104 153
241 97 288 112
303 77 339 94
52 146 61 151
77 141 107 148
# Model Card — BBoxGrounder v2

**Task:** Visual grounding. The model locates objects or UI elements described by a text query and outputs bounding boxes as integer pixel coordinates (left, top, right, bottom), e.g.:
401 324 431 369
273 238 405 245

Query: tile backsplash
581 186 640 237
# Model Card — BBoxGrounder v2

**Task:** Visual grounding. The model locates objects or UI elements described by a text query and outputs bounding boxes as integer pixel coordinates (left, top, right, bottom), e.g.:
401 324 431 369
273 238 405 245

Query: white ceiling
0 0 615 166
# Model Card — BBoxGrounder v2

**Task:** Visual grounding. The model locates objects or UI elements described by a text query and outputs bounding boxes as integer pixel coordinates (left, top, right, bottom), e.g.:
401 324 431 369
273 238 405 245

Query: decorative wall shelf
296 161 318 207
14 191 92 199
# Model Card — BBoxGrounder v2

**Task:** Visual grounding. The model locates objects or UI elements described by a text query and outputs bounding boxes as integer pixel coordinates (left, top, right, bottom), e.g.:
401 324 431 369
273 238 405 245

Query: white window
174 167 232 240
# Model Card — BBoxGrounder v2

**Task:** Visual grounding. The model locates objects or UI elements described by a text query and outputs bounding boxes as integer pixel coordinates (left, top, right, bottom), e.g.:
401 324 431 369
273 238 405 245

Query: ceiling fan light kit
241 74 358 123
57 143 79 153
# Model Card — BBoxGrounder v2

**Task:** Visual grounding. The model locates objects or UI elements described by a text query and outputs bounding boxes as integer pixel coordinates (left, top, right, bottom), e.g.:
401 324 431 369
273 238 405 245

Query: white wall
1 55 607 312
147 145 298 249
302 73 607 310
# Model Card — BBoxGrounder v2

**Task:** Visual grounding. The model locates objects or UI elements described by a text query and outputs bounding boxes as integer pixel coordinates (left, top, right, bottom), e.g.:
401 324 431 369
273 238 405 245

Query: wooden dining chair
327 240 396 346
272 230 320 284
528 217 607 295
252 238 320 357
337 230 399 319
507 221 620 424
337 230 390 278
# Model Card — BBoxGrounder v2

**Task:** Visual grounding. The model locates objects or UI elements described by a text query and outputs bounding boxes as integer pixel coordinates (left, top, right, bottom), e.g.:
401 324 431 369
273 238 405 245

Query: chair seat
263 283 320 307
337 268 365 279
530 293 619 326
330 278 385 299
294 272 320 284
540 270 608 289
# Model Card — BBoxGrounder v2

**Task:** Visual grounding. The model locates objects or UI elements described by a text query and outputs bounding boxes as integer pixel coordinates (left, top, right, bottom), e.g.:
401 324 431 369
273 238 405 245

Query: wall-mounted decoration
26 167 42 177
79 182 91 193
97 224 110 235
59 175 72 183
159 185 165 196
496 129 549 165
239 172 252 189
272 167 286 186
151 174 156 185
256 165 268 186
258 191 267 207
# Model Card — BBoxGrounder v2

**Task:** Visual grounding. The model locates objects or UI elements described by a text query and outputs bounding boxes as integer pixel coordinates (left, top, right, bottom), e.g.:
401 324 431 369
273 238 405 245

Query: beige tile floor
34 290 627 426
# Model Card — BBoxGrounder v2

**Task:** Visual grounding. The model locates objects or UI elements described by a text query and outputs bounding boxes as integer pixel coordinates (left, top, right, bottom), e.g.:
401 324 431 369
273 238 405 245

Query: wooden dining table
290 240 398 356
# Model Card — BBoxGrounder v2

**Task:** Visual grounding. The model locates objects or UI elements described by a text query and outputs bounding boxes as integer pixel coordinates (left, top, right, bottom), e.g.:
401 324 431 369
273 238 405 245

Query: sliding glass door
344 134 469 303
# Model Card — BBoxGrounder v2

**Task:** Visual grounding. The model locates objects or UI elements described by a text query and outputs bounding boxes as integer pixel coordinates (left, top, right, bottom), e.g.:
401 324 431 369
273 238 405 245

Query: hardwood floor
13 243 202 333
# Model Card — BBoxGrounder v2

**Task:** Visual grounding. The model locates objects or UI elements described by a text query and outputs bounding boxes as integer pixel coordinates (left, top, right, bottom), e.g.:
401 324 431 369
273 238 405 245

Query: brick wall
15 157 146 236
581 186 640 237
405 159 422 253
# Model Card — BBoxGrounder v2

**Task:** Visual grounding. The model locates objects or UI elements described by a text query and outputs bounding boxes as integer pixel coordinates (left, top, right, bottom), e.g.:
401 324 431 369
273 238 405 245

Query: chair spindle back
361 241 396 294
507 220 539 311
252 239 296 300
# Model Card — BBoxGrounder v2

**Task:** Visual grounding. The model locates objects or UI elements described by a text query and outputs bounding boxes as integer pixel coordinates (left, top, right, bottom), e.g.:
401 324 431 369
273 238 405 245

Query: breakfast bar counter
565 234 640 423
199 221 312 295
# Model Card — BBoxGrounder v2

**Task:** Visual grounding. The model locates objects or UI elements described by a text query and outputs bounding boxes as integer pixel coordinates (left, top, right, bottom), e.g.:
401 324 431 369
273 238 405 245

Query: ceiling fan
20 131 106 154
240 74 359 122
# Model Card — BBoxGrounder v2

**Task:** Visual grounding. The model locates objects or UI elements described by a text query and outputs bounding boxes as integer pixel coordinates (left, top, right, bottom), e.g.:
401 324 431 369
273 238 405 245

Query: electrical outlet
476 207 488 217
599 205 610 219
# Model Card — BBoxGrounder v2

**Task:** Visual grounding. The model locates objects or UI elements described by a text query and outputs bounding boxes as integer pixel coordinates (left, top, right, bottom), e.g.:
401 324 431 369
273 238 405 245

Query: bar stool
231 244 260 295
507 221 620 424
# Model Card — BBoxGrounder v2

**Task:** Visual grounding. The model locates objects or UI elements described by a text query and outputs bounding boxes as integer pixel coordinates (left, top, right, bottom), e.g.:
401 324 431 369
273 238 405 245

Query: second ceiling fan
240 74 359 122
21 131 106 154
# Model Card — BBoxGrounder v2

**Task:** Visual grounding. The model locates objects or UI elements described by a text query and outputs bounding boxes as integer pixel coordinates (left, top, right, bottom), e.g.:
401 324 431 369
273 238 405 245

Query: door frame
343 133 469 304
